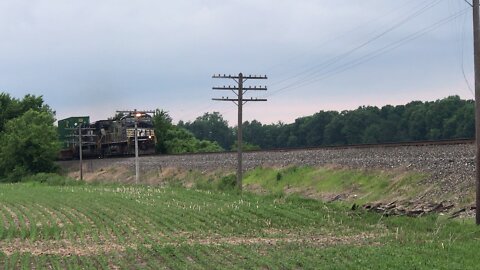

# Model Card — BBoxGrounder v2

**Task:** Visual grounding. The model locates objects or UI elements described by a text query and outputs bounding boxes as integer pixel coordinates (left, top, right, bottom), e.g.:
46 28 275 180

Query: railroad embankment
58 143 475 208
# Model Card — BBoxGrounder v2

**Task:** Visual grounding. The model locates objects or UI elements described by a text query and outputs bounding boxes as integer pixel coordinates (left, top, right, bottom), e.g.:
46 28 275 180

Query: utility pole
65 123 94 181
117 109 155 184
79 124 83 181
470 0 480 225
212 73 268 191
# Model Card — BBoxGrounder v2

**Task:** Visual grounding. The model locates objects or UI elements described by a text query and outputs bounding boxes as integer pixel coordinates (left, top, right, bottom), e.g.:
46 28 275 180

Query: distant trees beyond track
181 96 474 150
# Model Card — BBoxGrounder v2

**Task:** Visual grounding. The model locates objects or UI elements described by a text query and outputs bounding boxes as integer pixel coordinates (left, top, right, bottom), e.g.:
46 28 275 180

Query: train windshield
138 115 153 128
121 114 153 128
121 117 135 127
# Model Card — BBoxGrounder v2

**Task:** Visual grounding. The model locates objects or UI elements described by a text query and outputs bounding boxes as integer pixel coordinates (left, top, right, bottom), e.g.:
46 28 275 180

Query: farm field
0 182 479 269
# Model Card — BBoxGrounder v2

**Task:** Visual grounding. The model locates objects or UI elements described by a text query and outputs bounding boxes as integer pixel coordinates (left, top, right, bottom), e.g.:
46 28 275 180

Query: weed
217 175 236 191
21 173 84 186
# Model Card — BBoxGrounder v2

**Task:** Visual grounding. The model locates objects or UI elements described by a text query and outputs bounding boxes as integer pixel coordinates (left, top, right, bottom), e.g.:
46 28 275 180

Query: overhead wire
267 0 443 89
175 0 462 123
448 0 474 97
263 0 425 77
175 0 442 122
264 7 470 99
459 2 475 96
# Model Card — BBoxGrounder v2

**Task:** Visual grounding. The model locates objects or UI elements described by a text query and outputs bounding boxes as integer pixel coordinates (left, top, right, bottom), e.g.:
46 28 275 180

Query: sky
0 0 476 125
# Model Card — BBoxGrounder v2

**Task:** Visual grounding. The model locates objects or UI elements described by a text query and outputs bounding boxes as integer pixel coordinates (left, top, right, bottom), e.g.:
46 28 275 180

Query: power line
460 4 475 96
174 1 443 122
263 0 426 76
264 7 470 99
268 0 443 89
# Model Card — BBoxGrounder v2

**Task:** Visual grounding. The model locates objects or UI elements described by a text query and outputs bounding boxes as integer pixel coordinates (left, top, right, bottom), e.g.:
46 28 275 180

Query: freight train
58 112 156 159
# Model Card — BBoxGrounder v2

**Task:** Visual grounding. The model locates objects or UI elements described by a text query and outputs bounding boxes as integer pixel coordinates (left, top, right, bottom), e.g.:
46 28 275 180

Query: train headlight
148 136 152 139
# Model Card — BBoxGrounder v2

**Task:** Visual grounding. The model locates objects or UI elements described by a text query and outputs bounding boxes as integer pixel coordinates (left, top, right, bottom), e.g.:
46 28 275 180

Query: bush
193 174 237 191
0 110 60 181
217 175 237 191
21 173 84 186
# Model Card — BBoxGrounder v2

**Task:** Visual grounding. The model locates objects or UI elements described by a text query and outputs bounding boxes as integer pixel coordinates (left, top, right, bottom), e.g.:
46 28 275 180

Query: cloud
0 0 474 124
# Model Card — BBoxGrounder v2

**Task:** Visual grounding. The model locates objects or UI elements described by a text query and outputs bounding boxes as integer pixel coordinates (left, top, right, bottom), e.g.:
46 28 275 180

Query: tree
180 112 234 149
0 93 52 133
305 111 337 146
164 127 223 154
152 109 173 153
242 120 266 147
323 114 346 145
230 140 261 151
0 110 60 182
178 96 475 149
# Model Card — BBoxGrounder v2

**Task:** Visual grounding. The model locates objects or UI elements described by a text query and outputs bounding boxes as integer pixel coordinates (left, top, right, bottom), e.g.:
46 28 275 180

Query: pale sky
0 0 475 125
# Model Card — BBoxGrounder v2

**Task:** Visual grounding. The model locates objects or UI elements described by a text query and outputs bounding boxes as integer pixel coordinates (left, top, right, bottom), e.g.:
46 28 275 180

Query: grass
0 179 479 269
99 164 433 205
243 166 427 204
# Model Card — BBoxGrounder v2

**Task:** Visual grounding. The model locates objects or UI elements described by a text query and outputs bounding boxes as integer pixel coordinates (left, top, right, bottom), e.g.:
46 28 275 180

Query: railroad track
61 138 475 161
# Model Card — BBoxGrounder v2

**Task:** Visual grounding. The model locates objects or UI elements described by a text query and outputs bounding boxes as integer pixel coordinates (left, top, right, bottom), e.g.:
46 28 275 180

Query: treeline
179 96 474 150
0 93 59 181
0 92 474 182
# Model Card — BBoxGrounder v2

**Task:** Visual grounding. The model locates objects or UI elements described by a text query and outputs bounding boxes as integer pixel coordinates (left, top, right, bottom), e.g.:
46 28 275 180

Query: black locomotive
58 112 156 159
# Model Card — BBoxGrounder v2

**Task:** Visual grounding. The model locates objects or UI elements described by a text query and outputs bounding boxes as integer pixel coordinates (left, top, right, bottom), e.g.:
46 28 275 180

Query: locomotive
58 112 156 159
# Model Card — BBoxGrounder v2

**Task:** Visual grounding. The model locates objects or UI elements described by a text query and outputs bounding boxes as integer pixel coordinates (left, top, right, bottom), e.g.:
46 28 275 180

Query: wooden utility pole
212 73 268 191
471 0 480 224
116 109 155 184
66 123 93 181
78 124 83 181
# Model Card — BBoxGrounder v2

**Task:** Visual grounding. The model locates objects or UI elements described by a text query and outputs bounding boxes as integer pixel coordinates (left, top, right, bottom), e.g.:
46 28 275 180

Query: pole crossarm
116 110 156 114
212 98 267 102
213 86 268 91
212 74 268 79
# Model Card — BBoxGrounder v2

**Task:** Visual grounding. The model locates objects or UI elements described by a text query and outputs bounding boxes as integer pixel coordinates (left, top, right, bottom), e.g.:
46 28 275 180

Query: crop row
0 185 355 243
0 183 369 268
2 183 480 269
0 241 352 269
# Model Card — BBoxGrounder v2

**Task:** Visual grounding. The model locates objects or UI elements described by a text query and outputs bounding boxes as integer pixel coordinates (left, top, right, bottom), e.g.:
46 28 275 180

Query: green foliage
163 127 223 154
243 166 426 204
153 109 223 154
230 140 261 151
0 110 60 182
179 112 234 149
0 93 52 133
185 96 475 149
192 173 237 191
157 96 474 152
152 109 174 153
21 173 83 186
0 182 479 268
217 174 237 191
